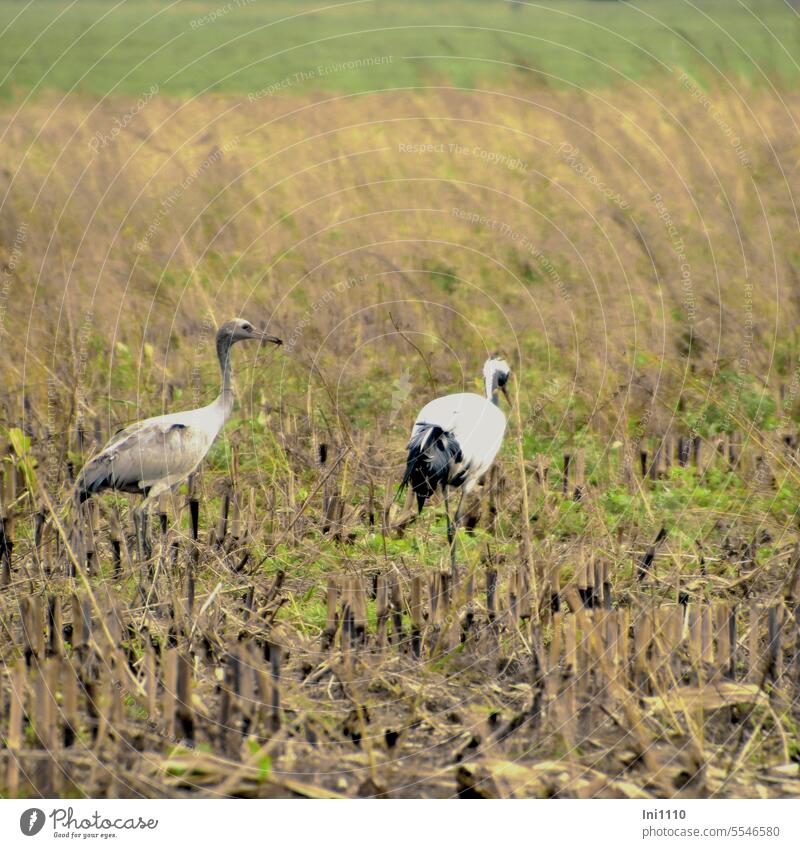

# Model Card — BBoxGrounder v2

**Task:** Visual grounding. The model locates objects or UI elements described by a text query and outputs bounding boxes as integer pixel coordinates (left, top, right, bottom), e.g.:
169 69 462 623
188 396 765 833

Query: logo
20 809 45 836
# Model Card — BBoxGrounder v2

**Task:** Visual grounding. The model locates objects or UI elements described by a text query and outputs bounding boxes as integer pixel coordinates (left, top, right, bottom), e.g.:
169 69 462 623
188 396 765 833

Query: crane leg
443 486 453 553
135 483 171 563
133 506 152 562
443 487 463 580
453 489 465 527
451 489 466 581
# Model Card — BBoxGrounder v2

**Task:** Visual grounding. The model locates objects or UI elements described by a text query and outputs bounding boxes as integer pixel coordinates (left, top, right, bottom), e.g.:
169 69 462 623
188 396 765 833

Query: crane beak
258 332 283 346
501 384 511 406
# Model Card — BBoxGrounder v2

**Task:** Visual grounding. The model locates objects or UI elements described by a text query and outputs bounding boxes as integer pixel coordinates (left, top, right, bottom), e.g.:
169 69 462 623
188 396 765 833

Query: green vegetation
1 0 799 99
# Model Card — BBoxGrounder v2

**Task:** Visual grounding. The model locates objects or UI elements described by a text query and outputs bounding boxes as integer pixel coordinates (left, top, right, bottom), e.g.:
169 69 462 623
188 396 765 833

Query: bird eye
242 323 253 332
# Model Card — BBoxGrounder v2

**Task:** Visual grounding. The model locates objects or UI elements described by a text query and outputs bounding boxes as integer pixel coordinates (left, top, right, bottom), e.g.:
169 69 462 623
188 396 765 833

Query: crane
76 318 282 558
400 355 511 575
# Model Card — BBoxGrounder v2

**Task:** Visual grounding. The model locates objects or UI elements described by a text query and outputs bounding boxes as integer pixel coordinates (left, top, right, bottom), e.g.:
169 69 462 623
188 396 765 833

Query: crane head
218 318 282 347
484 355 511 405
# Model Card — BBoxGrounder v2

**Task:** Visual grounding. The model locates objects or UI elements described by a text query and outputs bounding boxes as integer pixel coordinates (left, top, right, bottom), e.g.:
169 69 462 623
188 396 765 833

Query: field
1 0 800 799
2 0 800 97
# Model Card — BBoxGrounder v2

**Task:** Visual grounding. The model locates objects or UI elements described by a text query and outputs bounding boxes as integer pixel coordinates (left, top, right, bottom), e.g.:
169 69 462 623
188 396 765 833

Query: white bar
2 798 799 847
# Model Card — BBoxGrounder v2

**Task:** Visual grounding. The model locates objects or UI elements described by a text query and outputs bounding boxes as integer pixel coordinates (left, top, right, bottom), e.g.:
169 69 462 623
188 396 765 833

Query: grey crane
76 318 282 557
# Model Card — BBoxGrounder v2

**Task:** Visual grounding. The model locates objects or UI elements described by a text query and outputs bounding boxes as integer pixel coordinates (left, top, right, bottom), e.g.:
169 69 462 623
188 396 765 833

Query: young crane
76 318 282 558
401 355 511 575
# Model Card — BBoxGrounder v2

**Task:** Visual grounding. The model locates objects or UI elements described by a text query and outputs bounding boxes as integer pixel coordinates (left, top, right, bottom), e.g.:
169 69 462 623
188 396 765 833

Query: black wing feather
400 423 463 513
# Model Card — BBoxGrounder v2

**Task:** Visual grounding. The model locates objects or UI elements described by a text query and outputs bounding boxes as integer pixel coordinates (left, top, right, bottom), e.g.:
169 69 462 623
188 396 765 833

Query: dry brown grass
1 84 798 434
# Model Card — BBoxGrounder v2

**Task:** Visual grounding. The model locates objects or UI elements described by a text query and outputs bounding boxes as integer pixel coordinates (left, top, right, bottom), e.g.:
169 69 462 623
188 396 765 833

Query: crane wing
77 419 207 499
410 392 506 493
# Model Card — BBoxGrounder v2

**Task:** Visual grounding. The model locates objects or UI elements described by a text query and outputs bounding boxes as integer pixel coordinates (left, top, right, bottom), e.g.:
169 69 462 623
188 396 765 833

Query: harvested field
1 422 800 798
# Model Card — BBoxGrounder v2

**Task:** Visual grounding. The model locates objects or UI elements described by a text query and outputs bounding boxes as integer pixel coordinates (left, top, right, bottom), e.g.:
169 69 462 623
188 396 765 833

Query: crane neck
216 334 236 419
485 374 499 406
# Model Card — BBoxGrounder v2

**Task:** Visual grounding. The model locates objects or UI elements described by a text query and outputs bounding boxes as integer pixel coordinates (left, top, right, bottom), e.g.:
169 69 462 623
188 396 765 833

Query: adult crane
76 318 282 558
400 355 511 575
